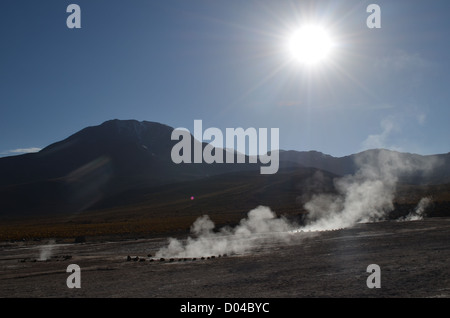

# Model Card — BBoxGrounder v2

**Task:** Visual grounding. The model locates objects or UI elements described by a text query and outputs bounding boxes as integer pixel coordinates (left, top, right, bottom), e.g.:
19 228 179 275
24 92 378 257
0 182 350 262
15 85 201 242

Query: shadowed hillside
1 120 450 241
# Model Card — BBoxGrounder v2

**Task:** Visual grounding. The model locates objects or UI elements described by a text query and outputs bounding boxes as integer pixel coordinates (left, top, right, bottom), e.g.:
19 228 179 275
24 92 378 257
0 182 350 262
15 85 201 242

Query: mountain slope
279 149 450 184
0 119 265 215
1 119 449 217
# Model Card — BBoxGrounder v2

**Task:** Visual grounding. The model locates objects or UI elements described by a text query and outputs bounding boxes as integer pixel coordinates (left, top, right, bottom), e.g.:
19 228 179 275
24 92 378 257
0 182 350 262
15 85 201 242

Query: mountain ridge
1 119 449 217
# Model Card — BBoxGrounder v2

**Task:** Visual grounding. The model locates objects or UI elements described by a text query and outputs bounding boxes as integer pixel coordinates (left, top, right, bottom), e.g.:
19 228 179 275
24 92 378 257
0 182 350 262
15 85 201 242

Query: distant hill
0 119 449 217
0 119 260 215
279 149 450 184
0 119 255 188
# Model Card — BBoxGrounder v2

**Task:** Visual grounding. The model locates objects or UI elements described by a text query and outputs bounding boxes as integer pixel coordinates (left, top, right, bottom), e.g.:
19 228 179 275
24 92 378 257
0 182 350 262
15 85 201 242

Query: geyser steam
300 150 440 231
399 197 432 221
38 239 56 261
156 150 440 258
155 206 296 258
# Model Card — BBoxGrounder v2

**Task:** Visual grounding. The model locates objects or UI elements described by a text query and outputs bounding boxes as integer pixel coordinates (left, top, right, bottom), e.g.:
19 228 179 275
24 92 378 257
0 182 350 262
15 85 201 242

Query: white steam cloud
38 239 56 261
398 197 432 222
156 150 441 258
155 206 296 258
299 150 440 231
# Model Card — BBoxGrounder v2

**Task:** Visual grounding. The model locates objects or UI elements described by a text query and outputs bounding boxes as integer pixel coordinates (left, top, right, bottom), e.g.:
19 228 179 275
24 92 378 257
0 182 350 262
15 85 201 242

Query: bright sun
288 25 334 65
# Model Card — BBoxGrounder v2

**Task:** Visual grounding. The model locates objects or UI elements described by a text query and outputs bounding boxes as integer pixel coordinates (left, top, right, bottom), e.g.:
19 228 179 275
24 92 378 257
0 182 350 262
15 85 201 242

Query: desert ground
1 217 450 299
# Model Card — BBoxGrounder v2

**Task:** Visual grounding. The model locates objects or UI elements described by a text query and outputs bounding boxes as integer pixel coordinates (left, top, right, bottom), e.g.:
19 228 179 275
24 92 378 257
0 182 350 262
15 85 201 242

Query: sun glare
288 25 334 65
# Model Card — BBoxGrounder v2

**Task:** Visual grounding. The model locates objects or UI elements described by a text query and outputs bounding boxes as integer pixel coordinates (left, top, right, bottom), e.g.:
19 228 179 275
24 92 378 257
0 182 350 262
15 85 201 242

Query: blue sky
1 0 449 157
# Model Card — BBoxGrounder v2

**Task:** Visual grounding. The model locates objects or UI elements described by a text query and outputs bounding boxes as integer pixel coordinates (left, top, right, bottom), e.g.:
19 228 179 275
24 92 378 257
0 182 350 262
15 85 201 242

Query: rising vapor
398 197 432 221
38 239 56 261
156 150 441 258
299 150 440 231
155 206 296 258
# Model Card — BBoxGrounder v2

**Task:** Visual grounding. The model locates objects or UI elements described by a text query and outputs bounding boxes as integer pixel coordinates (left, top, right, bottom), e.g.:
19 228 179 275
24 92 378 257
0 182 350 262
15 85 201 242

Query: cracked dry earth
1 217 450 298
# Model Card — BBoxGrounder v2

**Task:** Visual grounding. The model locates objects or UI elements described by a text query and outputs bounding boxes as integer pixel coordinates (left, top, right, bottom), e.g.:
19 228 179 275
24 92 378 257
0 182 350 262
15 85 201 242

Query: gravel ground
1 217 450 298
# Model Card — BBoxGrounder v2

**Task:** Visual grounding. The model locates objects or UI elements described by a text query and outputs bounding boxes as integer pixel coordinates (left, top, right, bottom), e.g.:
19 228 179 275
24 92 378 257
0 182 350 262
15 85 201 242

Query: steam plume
156 150 440 258
399 197 432 221
299 150 440 231
38 239 56 261
155 206 296 258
